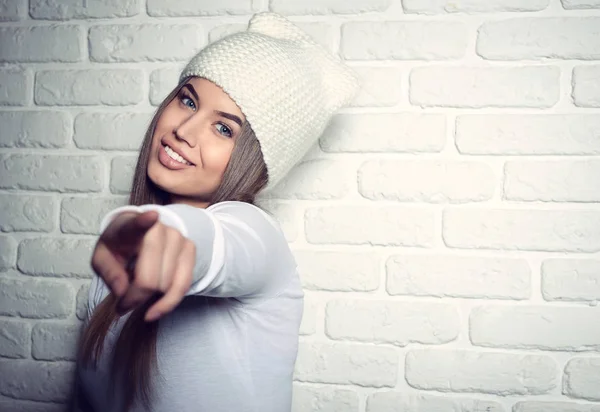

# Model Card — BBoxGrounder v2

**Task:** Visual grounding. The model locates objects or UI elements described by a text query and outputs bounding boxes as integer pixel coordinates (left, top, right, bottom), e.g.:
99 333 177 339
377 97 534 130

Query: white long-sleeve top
77 201 304 412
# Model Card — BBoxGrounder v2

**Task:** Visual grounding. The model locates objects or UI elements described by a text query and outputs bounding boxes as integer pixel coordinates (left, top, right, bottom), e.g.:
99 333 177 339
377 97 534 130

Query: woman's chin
147 166 174 193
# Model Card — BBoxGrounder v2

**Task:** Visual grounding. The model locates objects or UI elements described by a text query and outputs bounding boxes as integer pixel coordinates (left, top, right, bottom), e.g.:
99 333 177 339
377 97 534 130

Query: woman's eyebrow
184 82 243 126
215 111 243 127
183 84 199 101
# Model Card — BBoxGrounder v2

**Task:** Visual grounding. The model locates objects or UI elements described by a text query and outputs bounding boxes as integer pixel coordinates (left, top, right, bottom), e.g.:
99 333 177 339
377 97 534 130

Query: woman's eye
215 123 232 138
180 96 196 110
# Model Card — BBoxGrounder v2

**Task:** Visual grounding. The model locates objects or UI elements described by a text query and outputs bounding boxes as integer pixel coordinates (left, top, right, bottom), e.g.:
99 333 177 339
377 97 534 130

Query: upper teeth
165 145 191 165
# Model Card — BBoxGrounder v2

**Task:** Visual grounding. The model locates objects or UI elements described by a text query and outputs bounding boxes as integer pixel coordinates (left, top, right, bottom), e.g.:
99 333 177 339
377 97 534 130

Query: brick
148 0 253 16
573 66 600 107
0 278 74 319
32 323 80 361
0 360 74 402
402 0 549 13
515 401 600 412
150 67 183 106
110 156 136 194
359 160 495 203
387 255 530 299
0 0 26 21
367 392 505 412
209 23 247 42
295 343 398 387
456 114 600 155
293 250 379 291
471 306 600 351
0 155 104 193
61 196 128 234
562 0 600 8
257 201 299 242
563 357 600 401
76 284 89 320
326 300 459 345
269 160 350 200
294 23 336 51
18 238 95 278
0 195 55 232
413 395 504 412
89 24 204 62
292 385 359 412
504 160 600 202
478 18 600 60
443 209 600 253
30 0 139 19
0 320 30 359
270 0 391 14
321 113 446 153
35 69 144 106
0 70 30 105
74 112 151 150
0 236 17 271
0 111 70 148
299 294 317 335
410 66 559 108
306 206 434 246
542 259 600 302
0 26 82 62
0 400 66 412
406 349 556 395
350 67 402 107
209 22 335 51
341 22 466 60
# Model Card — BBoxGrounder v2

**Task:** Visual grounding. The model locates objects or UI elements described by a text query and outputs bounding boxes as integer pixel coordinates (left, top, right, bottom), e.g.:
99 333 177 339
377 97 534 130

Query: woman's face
147 77 246 207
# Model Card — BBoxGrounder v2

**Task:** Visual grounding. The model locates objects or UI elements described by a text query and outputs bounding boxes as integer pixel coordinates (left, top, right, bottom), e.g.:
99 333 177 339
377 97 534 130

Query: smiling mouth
163 144 193 166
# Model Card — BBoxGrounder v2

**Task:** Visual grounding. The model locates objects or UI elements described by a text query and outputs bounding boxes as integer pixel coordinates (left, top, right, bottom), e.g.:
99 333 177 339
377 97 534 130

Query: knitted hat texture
180 12 359 191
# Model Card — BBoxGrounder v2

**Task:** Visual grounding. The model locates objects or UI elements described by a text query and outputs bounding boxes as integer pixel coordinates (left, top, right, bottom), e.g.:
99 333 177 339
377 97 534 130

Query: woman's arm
168 201 295 301
92 201 294 320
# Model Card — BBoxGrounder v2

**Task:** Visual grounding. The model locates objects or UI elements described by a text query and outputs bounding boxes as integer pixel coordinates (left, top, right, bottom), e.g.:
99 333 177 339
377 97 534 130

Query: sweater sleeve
86 274 110 321
98 201 296 303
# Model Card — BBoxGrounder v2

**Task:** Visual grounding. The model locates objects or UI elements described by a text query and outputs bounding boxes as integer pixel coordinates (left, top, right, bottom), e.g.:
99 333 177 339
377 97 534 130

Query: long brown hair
78 77 268 411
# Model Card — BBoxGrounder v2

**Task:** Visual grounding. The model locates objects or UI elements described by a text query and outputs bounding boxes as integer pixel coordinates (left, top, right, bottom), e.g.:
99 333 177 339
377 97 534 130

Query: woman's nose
173 115 199 148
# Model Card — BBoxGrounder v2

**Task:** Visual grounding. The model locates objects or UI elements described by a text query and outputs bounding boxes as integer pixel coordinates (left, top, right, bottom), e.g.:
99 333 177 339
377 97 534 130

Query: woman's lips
158 144 194 170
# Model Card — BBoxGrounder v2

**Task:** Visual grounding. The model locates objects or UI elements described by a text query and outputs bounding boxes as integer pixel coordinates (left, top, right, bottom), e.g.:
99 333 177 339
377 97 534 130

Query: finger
145 241 195 322
91 241 129 297
157 227 186 292
102 211 160 254
117 223 166 313
116 286 155 315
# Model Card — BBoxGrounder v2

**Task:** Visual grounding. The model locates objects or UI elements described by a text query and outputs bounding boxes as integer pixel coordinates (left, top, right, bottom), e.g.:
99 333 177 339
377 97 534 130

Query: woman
75 12 358 412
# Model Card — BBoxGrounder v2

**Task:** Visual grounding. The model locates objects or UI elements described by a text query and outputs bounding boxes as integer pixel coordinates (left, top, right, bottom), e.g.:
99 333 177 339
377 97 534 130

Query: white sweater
77 201 304 412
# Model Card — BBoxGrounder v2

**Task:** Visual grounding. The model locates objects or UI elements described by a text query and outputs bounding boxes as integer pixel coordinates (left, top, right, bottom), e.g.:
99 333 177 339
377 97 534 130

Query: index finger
101 210 160 255
144 241 195 322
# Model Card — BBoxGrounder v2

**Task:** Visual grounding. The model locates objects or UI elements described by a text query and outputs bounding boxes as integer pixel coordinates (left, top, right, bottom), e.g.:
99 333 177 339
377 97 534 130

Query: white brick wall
1 0 599 410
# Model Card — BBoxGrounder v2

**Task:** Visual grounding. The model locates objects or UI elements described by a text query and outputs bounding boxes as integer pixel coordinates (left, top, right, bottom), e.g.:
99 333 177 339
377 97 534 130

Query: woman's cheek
208 142 234 175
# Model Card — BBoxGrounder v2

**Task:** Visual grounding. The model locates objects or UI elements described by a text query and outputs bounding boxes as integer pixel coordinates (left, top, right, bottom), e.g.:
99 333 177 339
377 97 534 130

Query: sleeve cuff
99 205 189 238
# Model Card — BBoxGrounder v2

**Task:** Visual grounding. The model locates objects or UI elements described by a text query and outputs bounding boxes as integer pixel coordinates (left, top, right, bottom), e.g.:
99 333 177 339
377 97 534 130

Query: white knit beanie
180 12 359 191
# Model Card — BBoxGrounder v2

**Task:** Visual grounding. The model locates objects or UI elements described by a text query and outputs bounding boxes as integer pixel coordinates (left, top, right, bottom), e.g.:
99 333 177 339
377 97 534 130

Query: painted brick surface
2 2 600 410
405 350 557 395
542 259 600 302
0 70 30 105
30 0 140 20
0 111 70 148
470 306 600 351
402 0 549 13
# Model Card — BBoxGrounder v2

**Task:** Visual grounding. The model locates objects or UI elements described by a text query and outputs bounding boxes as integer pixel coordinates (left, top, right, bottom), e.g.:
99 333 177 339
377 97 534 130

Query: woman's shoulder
207 201 278 226
207 201 290 250
207 200 264 213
